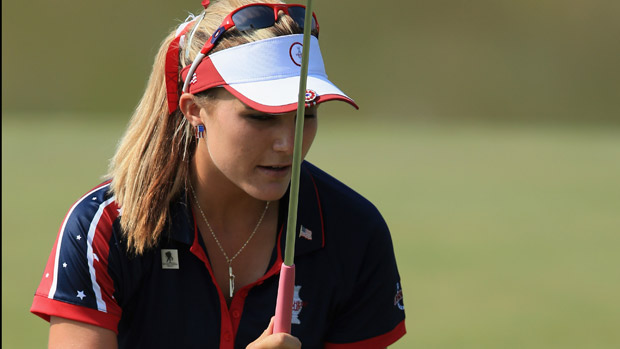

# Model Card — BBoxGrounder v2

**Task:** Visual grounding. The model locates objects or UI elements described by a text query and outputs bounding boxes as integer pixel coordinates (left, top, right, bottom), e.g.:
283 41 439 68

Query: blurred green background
2 0 619 348
3 0 620 121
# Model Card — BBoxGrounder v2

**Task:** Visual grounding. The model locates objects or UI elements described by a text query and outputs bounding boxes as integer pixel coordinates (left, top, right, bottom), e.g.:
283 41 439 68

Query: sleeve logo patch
161 249 179 269
394 282 404 310
292 285 304 325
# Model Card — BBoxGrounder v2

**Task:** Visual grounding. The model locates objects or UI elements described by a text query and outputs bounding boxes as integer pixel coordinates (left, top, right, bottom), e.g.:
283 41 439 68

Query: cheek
205 120 261 172
301 119 318 156
204 122 244 168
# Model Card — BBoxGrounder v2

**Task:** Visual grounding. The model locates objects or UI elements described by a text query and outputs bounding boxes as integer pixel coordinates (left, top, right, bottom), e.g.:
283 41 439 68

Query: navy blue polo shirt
32 161 406 348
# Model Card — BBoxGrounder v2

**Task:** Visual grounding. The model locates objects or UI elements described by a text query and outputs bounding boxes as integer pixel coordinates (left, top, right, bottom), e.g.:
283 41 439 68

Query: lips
257 164 291 177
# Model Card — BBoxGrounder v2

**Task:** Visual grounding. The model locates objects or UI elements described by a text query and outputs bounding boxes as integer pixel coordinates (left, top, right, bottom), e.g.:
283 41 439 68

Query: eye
246 114 277 121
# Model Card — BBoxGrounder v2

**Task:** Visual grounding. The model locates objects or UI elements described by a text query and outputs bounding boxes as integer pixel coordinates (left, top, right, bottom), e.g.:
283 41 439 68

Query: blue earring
195 124 206 139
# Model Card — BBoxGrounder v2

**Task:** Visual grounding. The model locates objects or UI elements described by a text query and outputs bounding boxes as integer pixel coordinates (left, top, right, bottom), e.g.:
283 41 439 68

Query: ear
179 93 204 127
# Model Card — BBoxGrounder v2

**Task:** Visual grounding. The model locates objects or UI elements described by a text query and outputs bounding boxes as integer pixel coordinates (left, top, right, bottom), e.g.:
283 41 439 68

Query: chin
247 183 290 202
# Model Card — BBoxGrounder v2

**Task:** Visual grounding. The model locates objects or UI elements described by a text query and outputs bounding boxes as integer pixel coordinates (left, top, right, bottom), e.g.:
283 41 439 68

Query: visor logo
305 89 317 107
289 42 303 66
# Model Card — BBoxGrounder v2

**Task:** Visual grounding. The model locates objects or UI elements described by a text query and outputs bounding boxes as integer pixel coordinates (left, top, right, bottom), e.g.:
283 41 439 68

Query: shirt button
232 310 241 318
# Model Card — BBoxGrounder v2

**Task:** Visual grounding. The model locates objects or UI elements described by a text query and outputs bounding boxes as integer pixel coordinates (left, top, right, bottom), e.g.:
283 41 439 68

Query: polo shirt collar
168 197 195 245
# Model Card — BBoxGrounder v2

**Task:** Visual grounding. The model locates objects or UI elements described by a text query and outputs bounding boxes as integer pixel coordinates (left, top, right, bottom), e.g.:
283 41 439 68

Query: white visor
180 34 358 113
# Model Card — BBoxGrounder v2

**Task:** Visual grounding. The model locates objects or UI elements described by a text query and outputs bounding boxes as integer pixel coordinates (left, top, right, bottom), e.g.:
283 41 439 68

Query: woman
31 0 406 347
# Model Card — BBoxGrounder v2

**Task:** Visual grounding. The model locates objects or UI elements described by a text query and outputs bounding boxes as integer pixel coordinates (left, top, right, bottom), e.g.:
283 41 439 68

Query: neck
190 149 267 229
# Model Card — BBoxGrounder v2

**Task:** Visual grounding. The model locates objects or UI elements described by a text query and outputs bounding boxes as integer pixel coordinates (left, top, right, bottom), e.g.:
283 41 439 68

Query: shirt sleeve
324 214 406 348
30 184 122 334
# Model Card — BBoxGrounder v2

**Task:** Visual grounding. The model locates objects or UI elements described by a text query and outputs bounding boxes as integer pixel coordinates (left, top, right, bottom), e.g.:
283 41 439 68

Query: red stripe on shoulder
92 200 121 316
35 181 114 298
324 320 406 349
31 294 120 334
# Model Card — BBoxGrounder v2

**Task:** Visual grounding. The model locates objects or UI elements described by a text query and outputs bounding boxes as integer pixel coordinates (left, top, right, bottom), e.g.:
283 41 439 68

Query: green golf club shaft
283 0 314 267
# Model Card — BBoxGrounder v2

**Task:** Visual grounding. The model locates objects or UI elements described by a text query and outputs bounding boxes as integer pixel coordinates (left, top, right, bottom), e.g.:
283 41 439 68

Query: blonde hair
107 0 309 254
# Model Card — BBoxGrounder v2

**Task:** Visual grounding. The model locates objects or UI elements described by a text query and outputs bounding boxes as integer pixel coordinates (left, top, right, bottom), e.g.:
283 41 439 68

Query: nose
273 113 296 154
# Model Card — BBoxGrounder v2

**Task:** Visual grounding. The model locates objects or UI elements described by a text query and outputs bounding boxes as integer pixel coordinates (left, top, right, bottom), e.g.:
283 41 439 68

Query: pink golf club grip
274 264 295 333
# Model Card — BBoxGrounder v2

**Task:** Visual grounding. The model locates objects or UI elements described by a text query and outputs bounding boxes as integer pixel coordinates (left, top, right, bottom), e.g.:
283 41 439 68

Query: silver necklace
188 181 270 297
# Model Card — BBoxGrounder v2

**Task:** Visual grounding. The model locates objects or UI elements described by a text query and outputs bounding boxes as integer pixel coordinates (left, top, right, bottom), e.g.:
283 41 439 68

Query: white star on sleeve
77 235 82 240
63 262 67 268
45 273 50 278
76 290 86 300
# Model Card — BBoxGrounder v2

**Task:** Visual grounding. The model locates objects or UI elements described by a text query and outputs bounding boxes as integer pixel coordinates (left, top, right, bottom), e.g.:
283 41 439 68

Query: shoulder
55 180 123 253
300 161 391 259
299 163 402 307
62 180 120 234
301 161 383 224
31 180 125 332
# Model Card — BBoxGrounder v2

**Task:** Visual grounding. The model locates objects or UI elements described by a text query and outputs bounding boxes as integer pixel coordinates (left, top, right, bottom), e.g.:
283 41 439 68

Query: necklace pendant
189 184 269 300
229 264 235 298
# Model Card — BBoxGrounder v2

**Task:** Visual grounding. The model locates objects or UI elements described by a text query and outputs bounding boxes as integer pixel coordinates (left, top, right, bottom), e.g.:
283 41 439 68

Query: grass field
3 114 619 348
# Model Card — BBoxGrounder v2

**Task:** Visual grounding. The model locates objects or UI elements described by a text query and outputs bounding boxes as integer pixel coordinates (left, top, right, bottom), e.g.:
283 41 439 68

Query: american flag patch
299 225 312 240
190 73 198 84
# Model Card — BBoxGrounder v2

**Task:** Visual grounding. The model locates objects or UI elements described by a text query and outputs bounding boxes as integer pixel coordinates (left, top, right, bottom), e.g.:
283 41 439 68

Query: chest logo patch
292 285 303 324
161 249 179 269
394 282 405 310
299 225 313 240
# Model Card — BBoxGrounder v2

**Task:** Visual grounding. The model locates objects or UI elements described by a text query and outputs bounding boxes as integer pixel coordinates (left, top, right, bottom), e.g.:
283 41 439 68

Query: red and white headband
165 0 211 115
